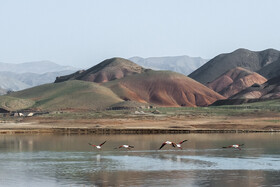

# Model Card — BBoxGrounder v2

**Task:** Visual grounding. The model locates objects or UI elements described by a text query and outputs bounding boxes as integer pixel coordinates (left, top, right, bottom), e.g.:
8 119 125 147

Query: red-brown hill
55 57 145 83
230 75 280 100
103 70 225 107
207 67 267 98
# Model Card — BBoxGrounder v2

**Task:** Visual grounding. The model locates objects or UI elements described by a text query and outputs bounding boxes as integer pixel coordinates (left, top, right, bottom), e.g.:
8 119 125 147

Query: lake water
0 133 280 187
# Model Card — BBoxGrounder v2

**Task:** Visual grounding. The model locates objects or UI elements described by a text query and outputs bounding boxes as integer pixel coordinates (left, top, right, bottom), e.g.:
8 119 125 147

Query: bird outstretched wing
179 140 188 144
159 143 166 150
222 145 232 148
99 141 107 146
88 143 95 146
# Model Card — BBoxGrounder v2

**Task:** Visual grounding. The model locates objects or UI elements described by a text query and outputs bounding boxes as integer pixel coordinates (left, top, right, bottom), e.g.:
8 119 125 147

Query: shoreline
1 127 280 135
1 110 279 135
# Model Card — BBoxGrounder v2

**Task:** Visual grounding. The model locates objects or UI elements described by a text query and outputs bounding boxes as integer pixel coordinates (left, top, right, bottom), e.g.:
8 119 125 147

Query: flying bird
222 144 244 150
159 140 188 150
116 145 134 150
88 141 107 150
159 141 176 150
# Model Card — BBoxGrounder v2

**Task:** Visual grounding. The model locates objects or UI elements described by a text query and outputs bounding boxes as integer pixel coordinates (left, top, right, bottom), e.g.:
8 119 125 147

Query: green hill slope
0 95 35 111
9 80 123 110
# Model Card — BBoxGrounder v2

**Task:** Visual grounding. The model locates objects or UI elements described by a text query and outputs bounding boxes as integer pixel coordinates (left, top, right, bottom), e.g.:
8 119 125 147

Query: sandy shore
1 112 280 134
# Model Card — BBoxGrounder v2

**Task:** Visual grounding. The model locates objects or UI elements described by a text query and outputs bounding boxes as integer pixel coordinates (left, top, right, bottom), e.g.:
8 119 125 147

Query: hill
230 75 280 100
0 73 29 91
207 67 267 98
103 70 225 107
189 48 280 84
0 87 7 95
0 61 77 74
0 95 35 111
9 80 123 110
55 58 145 83
56 57 225 107
0 70 75 91
0 57 225 110
258 58 280 79
129 55 207 75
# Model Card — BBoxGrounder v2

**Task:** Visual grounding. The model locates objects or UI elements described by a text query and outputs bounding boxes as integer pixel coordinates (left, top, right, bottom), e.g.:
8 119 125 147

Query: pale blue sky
0 0 280 68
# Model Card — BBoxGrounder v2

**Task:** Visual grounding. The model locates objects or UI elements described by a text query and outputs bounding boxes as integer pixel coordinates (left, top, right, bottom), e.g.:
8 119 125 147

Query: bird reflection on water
96 154 101 162
0 133 280 186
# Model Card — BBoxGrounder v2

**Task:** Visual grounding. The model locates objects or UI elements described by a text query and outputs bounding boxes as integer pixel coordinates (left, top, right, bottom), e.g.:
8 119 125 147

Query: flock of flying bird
88 140 245 150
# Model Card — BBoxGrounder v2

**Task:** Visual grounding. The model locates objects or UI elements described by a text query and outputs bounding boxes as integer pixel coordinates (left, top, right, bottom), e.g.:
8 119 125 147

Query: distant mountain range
0 70 76 91
0 61 76 74
129 56 207 75
0 87 7 95
0 61 78 94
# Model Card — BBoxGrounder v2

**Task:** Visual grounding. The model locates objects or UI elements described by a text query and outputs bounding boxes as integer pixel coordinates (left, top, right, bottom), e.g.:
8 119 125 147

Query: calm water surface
0 133 280 187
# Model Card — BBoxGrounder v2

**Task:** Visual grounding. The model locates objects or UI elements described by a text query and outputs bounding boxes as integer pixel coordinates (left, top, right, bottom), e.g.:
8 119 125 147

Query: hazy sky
1 0 280 68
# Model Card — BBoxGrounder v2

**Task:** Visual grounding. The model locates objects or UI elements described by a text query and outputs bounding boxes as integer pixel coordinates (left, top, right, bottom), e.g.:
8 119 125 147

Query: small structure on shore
108 101 154 110
27 113 34 117
151 109 161 114
11 111 49 117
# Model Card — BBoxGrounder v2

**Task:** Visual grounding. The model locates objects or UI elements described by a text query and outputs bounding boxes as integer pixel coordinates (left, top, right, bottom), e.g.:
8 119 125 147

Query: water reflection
96 154 101 162
0 133 280 186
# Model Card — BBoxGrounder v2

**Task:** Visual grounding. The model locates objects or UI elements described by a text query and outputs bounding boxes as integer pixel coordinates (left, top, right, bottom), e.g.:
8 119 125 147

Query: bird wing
129 145 134 148
99 141 107 146
239 144 245 146
179 140 188 144
172 142 176 147
222 145 232 148
88 143 96 146
159 143 166 150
